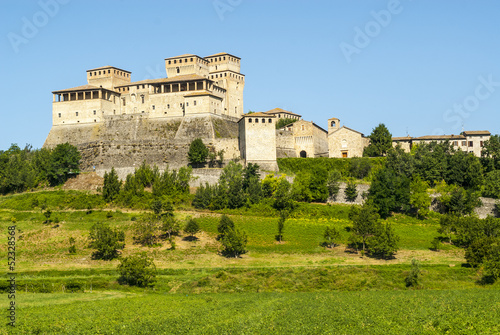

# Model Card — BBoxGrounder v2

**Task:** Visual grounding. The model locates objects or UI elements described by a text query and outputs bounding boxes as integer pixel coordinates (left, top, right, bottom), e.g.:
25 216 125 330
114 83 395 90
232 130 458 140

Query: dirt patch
63 172 104 192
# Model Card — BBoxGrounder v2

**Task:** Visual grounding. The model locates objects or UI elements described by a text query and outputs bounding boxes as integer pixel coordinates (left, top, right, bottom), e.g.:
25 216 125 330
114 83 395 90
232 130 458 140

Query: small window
89 73 92 77
248 118 252 123
141 95 145 104
75 112 78 116
469 141 473 147
168 60 171 64
194 100 197 106
186 102 189 107
137 85 139 89
268 118 272 123
301 125 305 131
108 70 110 74
180 103 183 107
152 105 155 110
462 141 466 146
58 113 61 118
480 141 484 147
142 85 145 89
167 104 170 109
99 71 101 75
176 67 180 74
93 110 96 115
255 118 259 123
262 118 265 123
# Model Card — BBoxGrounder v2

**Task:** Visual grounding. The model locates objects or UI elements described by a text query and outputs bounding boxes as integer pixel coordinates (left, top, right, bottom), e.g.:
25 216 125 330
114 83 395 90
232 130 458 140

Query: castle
44 52 491 177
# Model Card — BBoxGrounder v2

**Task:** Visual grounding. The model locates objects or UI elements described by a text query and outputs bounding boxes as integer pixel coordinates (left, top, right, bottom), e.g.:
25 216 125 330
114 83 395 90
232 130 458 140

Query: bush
323 226 340 248
102 167 121 202
217 215 235 240
88 222 125 260
117 253 157 287
133 214 161 246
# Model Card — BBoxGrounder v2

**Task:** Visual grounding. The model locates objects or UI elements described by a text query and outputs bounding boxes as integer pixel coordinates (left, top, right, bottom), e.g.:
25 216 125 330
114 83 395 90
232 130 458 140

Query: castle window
225 73 227 77
94 72 96 76
152 105 155 110
75 112 78 116
141 95 145 104
255 118 259 123
469 141 473 147
248 118 252 123
94 119 96 122
168 60 171 64
174 60 176 64
122 98 126 106
176 67 180 74
223 56 226 60
137 85 139 89
179 59 182 63
268 118 272 123
301 125 305 131
89 72 92 77
93 110 96 115
99 71 101 75
194 100 197 106
142 85 145 89
180 103 183 107
262 118 265 123
186 102 189 107
167 104 170 109
58 113 61 118
331 121 336 127
108 70 110 74
190 58 193 62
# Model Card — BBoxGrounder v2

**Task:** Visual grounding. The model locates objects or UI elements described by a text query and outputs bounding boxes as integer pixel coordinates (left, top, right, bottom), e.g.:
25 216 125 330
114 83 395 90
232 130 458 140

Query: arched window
300 151 307 158
331 120 336 127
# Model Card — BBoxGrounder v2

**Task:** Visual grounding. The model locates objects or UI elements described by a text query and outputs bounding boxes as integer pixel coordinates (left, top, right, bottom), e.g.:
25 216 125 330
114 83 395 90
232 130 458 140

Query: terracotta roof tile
52 85 119 94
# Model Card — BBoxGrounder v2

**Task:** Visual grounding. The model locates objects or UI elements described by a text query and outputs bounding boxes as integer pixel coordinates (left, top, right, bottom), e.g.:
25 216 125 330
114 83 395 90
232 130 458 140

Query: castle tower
164 54 209 78
328 117 340 135
205 53 244 118
238 112 278 171
86 66 131 90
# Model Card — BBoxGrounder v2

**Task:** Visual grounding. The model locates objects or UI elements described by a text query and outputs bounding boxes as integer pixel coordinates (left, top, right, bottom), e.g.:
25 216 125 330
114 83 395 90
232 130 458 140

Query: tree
187 138 209 166
219 162 245 209
349 204 380 254
276 211 287 243
275 117 298 129
483 245 500 283
133 214 161 246
368 223 400 258
88 222 125 260
482 134 500 160
326 170 341 200
161 215 182 239
273 177 294 211
405 258 421 288
184 218 200 237
217 215 235 240
117 252 157 287
102 167 121 202
363 123 392 157
483 170 500 199
220 228 248 257
47 143 81 186
368 167 410 218
409 175 431 219
323 226 340 248
344 180 358 202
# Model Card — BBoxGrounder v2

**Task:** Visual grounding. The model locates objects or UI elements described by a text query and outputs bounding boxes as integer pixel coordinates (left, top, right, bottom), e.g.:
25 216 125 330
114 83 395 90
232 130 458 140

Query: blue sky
1 0 499 150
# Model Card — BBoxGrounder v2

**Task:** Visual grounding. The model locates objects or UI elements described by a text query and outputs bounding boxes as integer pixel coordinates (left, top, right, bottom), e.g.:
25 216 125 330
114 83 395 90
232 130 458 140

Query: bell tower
328 117 340 135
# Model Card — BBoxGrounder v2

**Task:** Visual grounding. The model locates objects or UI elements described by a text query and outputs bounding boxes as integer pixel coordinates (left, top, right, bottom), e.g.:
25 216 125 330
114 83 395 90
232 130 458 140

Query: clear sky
1 0 499 150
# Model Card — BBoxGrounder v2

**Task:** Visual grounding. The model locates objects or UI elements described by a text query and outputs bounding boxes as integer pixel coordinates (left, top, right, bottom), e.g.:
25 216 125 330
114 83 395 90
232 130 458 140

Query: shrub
117 253 157 287
323 226 340 248
133 214 161 247
102 167 121 202
217 215 235 240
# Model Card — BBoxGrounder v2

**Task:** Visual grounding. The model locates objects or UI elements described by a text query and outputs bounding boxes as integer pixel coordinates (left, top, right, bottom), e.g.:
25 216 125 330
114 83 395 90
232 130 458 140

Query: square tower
165 54 209 78
87 66 131 90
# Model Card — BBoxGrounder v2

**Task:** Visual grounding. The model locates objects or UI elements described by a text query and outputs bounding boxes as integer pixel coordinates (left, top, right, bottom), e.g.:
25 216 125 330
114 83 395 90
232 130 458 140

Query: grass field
1 190 499 334
3 289 500 334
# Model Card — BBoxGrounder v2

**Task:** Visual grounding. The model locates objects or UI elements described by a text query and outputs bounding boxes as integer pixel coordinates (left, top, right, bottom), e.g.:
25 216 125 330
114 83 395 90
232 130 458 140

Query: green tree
323 226 341 248
483 170 500 199
363 123 392 157
102 167 121 202
117 252 157 287
187 138 209 166
276 211 287 243
220 228 248 258
482 134 500 160
273 177 294 211
405 258 421 288
161 215 182 239
344 180 358 202
217 215 235 240
219 162 245 209
47 143 81 186
483 245 500 283
275 118 298 129
184 217 200 237
326 170 341 200
349 204 380 254
368 167 410 218
409 175 431 219
89 222 125 260
368 223 400 258
133 214 161 246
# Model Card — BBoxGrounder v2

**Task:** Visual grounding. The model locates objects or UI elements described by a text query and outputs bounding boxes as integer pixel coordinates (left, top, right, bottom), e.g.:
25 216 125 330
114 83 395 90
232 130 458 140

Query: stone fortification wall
276 129 296 158
44 113 240 172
